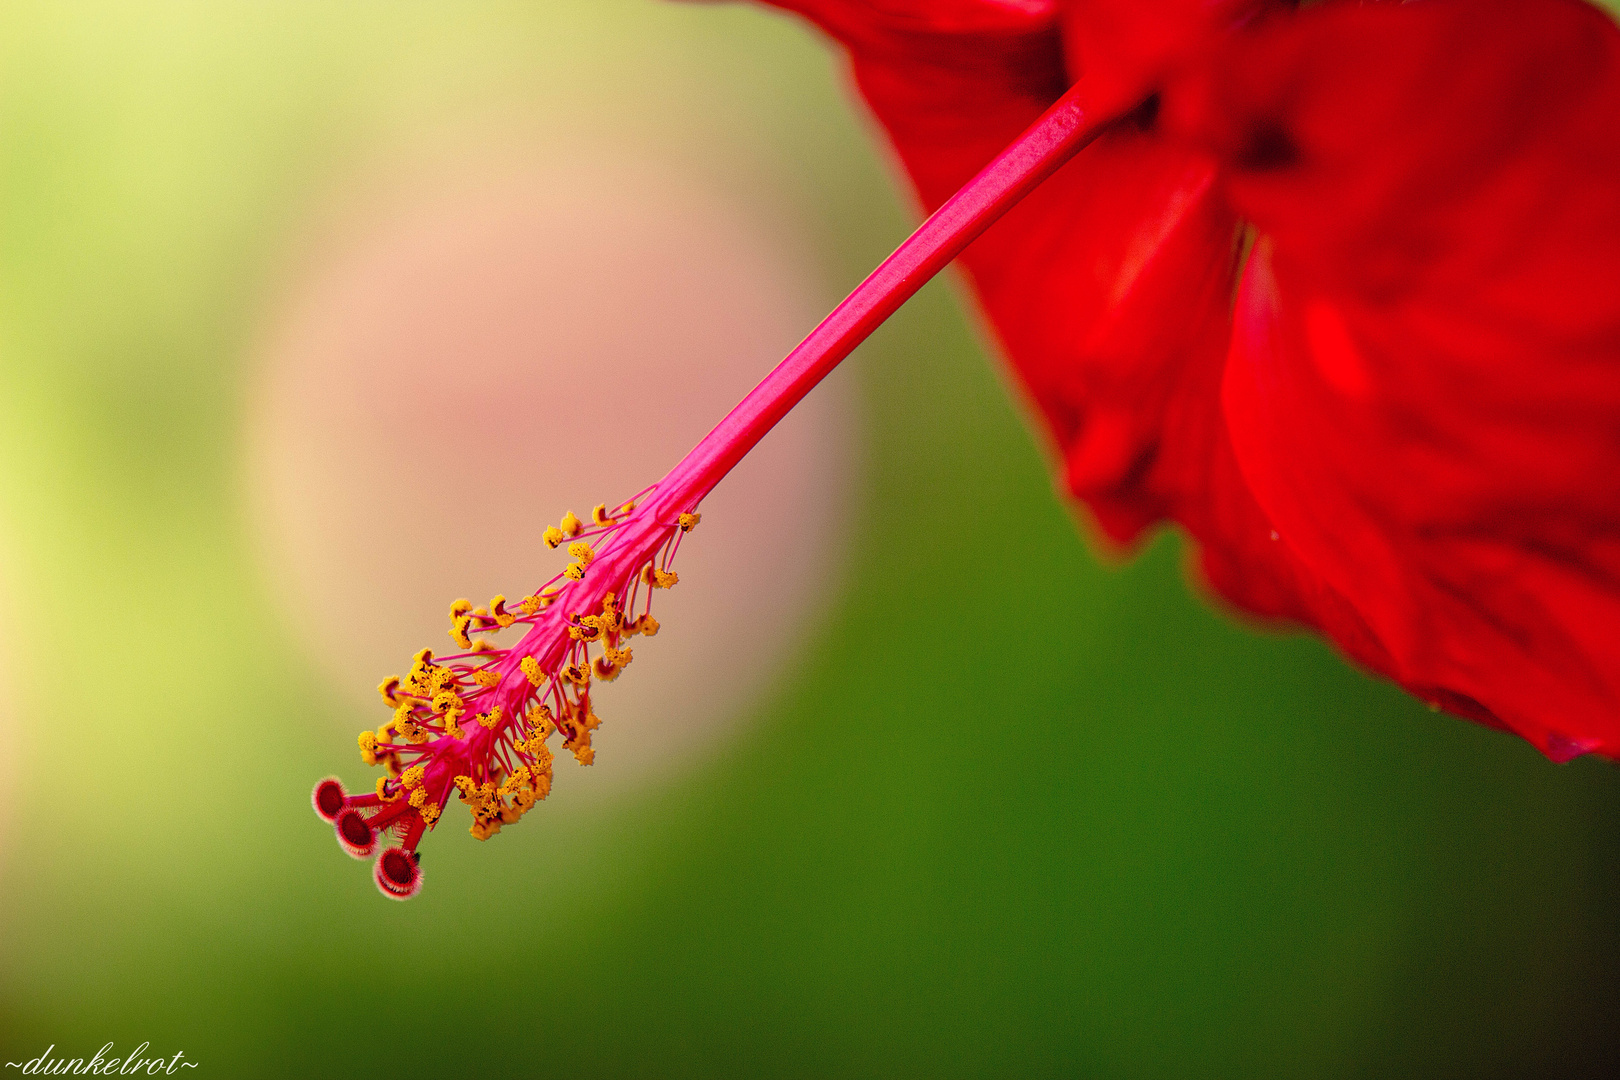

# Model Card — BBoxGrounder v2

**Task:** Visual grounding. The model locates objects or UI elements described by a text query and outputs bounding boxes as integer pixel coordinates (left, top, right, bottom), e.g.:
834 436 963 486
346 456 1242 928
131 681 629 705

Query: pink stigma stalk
312 83 1106 899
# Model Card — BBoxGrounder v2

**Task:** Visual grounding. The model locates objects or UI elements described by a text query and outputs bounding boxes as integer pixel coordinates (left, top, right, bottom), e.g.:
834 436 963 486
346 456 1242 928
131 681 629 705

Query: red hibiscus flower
314 0 1620 897
750 0 1620 761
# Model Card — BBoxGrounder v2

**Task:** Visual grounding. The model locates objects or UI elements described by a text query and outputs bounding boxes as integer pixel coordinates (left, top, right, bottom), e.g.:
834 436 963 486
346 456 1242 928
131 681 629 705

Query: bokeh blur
2 2 1619 1077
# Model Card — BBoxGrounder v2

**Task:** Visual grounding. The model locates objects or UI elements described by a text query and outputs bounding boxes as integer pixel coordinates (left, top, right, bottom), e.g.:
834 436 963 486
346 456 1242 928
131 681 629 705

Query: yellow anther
562 662 591 687
453 775 476 799
567 541 595 566
570 722 596 757
470 639 498 653
358 731 378 766
477 706 504 730
644 566 678 589
581 706 602 732
574 744 596 766
593 658 621 682
408 788 428 809
560 511 584 537
432 691 463 715
520 656 544 687
618 500 637 516
449 598 473 618
543 526 566 549
378 677 405 707
592 503 613 526
401 765 426 789
375 776 396 801
396 715 427 744
498 766 528 797
529 704 555 738
444 711 465 740
604 644 632 669
517 594 543 616
472 669 500 689
678 512 701 532
565 562 586 581
404 651 452 697
489 595 515 628
420 803 441 827
449 615 473 650
473 607 488 618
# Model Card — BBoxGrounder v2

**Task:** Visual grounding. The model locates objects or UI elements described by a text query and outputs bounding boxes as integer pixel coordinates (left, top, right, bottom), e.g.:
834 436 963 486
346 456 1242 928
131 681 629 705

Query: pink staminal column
314 83 1110 899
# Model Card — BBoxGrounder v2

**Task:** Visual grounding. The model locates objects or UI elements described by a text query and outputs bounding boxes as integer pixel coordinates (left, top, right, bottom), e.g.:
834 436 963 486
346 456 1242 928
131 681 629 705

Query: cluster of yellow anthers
347 497 700 846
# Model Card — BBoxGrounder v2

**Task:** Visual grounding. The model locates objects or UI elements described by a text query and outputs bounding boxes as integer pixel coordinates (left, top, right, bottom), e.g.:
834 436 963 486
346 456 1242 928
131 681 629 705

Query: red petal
761 0 1057 37
1169 0 1620 752
1057 0 1279 115
759 0 1069 206
759 2 1306 614
764 0 1620 748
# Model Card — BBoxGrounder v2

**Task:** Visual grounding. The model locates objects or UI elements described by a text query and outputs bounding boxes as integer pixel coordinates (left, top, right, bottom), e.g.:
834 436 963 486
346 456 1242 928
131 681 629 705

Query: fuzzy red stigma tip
334 807 377 859
311 777 347 822
374 847 423 901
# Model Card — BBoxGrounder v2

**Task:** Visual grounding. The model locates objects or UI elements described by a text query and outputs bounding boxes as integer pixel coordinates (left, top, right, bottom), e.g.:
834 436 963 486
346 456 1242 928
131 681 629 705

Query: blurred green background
2 2 1618 1077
